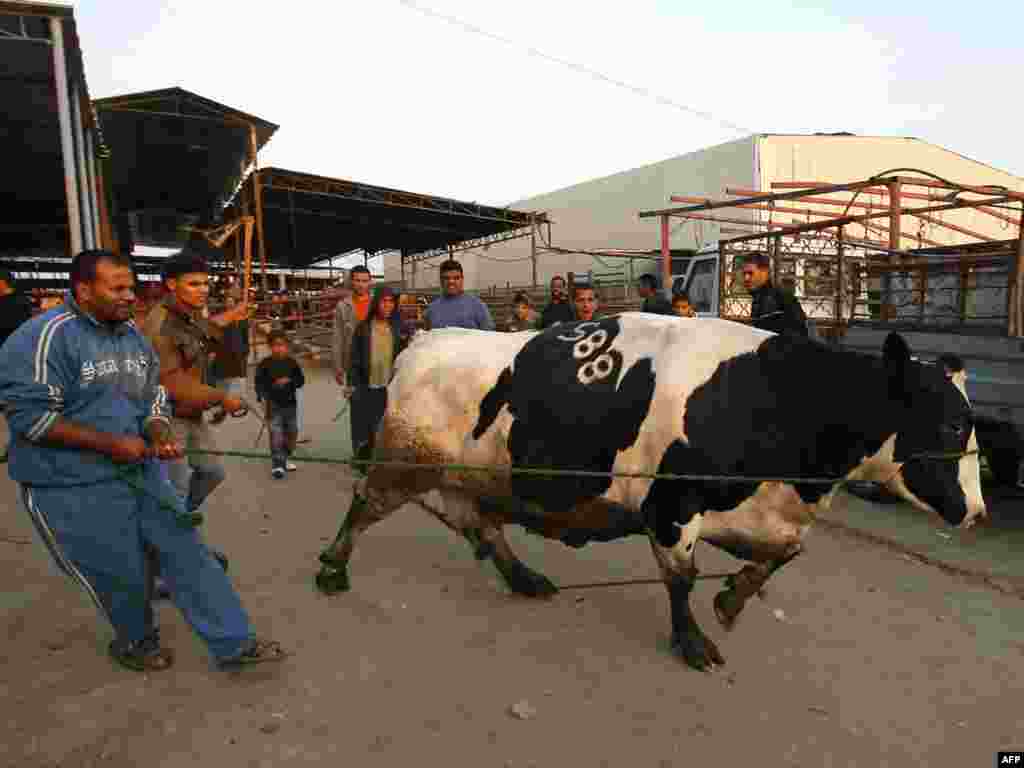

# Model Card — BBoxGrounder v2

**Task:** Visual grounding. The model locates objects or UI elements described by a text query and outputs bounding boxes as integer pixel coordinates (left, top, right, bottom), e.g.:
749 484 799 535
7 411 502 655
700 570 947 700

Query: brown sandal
109 637 175 672
218 638 287 668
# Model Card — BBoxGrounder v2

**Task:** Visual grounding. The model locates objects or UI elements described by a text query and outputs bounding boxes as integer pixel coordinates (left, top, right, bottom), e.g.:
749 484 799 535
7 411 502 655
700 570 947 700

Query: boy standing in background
255 331 305 479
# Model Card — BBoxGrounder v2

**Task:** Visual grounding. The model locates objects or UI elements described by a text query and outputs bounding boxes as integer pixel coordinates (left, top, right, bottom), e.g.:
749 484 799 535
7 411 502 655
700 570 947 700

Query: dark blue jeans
20 462 255 661
269 404 298 470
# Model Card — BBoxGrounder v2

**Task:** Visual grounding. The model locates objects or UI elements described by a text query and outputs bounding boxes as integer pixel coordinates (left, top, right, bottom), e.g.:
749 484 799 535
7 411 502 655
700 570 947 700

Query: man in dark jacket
0 271 34 462
741 251 809 337
637 273 673 315
540 275 575 328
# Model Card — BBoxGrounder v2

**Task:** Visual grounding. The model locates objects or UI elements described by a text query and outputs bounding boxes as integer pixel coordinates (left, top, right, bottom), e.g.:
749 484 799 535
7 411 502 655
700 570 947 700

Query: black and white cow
316 314 986 671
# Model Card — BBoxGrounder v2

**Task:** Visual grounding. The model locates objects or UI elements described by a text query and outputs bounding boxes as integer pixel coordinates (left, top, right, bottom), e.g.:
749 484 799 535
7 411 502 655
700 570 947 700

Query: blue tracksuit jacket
0 293 255 659
0 293 170 484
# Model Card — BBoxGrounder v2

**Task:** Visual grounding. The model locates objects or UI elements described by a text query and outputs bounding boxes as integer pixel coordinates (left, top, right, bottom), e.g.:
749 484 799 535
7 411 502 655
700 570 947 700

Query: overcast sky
73 0 1021 210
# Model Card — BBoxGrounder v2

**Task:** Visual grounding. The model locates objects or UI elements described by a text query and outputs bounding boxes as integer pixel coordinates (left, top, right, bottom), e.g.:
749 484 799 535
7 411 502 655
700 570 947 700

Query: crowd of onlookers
329 259 695 464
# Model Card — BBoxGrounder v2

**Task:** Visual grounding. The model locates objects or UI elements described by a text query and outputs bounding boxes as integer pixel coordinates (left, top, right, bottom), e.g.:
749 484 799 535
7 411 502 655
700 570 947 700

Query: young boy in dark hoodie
255 330 305 479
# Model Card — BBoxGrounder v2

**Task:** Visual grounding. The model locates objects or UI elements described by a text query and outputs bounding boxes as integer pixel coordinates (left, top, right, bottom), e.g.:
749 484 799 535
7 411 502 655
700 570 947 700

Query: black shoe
212 550 229 573
154 577 171 601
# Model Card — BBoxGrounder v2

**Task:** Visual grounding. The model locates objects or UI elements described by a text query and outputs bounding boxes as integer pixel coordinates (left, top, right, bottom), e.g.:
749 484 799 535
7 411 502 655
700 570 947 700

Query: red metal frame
642 173 1024 332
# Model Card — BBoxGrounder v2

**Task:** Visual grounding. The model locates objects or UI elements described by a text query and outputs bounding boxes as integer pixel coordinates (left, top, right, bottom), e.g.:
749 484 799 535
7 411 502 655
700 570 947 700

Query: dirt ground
1 366 1022 768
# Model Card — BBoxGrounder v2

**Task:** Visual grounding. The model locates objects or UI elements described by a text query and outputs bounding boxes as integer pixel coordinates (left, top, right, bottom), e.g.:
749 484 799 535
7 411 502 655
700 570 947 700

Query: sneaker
272 467 286 479
286 461 297 472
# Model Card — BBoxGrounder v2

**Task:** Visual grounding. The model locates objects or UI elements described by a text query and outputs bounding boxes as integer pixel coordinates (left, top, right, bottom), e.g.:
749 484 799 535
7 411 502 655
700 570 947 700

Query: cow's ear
883 332 912 401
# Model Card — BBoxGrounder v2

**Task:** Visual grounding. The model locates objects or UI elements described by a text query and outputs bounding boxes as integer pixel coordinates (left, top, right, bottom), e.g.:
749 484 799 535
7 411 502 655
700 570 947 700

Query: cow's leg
479 518 559 598
711 549 801 631
416 490 494 561
691 482 813 630
315 479 408 595
648 516 725 672
409 491 557 598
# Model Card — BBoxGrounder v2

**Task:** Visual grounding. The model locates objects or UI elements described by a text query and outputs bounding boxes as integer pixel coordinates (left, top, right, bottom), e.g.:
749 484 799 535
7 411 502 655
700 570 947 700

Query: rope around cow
1 445 979 598
72 442 978 535
181 445 977 590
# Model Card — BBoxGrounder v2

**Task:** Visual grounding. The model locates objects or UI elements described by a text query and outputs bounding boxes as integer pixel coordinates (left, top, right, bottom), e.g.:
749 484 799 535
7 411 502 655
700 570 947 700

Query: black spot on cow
473 317 657 513
642 331 977 546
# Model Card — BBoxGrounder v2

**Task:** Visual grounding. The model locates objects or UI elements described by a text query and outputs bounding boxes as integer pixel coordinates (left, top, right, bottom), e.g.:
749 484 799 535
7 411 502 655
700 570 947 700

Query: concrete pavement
820 486 1024 600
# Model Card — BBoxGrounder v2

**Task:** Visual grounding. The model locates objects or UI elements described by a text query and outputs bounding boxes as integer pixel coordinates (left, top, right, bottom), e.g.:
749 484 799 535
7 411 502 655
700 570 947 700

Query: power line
396 1 751 136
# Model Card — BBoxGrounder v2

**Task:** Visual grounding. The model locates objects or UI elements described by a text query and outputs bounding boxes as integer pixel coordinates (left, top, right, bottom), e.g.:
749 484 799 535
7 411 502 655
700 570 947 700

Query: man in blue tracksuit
0 249 285 671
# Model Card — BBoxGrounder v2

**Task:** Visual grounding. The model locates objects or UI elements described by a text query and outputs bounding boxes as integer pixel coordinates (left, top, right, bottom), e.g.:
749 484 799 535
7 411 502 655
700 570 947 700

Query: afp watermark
998 752 1024 766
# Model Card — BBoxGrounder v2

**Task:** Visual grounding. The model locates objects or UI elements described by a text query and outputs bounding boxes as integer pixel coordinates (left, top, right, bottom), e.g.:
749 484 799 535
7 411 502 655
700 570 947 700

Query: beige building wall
384 136 759 291
384 134 1023 292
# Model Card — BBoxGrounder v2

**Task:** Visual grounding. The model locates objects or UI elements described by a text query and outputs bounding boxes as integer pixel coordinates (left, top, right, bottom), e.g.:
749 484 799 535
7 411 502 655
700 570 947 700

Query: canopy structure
94 87 279 251
233 167 546 275
4 15 544 291
0 2 109 263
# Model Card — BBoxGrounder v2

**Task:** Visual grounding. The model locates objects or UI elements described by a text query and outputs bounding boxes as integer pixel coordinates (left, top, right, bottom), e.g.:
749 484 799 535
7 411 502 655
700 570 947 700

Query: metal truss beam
719 196 1015 246
262 202 476 239
404 225 536 264
260 170 545 228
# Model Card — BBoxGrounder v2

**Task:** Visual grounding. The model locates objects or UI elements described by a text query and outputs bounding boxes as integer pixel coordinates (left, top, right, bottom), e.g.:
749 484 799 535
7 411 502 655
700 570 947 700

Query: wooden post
888 180 902 251
883 180 902 320
242 217 254 303
530 214 538 288
959 265 969 326
249 125 268 294
920 266 929 323
835 226 844 324
771 235 780 287
1010 203 1024 336
719 242 729 318
94 158 115 251
234 217 242 281
660 215 671 297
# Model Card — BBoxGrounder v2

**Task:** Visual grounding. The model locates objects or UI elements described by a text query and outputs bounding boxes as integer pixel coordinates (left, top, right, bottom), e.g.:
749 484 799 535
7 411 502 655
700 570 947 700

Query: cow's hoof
497 560 559 598
463 529 495 561
671 628 725 672
315 565 350 595
713 589 744 631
